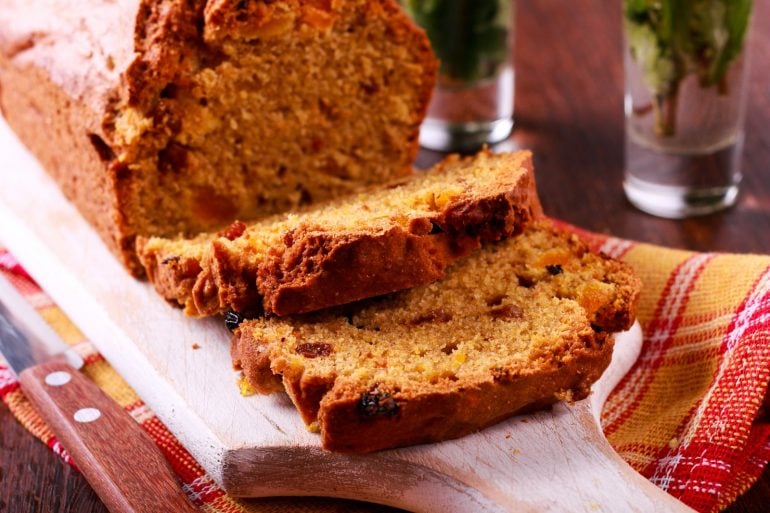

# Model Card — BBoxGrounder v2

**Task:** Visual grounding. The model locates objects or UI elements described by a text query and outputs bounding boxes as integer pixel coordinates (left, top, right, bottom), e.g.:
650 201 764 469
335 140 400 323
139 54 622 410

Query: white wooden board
0 117 695 512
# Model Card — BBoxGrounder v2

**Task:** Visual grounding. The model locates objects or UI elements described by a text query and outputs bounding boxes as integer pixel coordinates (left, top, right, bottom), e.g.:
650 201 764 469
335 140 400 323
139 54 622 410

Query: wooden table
1 0 768 511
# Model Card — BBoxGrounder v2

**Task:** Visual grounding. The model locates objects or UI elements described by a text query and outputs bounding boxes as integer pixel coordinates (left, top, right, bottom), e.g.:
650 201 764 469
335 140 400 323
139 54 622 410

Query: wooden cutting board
0 118 695 513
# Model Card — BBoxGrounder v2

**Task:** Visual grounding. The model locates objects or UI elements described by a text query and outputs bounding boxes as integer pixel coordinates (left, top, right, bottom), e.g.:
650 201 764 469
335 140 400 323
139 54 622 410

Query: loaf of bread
138 150 542 317
0 0 437 275
231 221 641 452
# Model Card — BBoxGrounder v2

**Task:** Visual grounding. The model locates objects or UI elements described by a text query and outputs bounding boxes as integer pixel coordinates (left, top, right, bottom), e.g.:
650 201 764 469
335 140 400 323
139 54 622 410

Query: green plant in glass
403 0 512 85
624 0 752 137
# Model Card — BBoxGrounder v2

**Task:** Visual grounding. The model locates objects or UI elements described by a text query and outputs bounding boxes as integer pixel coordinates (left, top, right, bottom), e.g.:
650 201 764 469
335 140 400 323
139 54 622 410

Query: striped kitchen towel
1 231 769 513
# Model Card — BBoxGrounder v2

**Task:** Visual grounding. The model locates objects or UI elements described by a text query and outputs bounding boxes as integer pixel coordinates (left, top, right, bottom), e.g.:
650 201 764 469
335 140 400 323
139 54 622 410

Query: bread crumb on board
238 375 258 397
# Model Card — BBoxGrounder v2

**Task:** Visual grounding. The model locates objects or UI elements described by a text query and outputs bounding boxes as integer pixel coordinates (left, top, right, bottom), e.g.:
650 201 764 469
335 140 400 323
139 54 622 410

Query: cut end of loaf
231 220 641 453
0 0 436 274
114 0 437 252
138 150 542 317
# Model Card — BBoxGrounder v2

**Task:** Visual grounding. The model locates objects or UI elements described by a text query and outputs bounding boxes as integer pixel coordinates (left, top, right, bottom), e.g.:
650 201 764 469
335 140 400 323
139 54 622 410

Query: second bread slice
231 221 641 453
138 150 541 317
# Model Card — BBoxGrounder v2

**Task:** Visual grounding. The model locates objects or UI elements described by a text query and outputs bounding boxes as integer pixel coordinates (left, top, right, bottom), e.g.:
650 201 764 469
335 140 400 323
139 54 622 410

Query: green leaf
706 0 752 87
403 0 512 83
623 0 752 135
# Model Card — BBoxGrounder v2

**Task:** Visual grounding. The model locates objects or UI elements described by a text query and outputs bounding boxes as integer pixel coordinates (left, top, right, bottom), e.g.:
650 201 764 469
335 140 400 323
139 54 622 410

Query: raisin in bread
0 0 436 275
138 150 542 317
231 220 641 453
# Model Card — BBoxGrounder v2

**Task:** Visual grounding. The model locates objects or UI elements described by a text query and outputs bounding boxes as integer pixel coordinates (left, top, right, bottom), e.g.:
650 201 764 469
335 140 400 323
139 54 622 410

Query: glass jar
403 0 515 153
623 0 754 218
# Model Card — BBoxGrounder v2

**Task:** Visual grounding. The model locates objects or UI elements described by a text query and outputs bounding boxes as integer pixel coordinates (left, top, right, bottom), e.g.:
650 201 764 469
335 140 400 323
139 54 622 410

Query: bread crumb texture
232 221 641 452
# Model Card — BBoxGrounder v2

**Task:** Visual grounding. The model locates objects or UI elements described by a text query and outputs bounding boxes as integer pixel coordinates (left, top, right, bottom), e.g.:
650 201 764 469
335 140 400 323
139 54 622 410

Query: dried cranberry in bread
231 221 641 453
138 150 542 317
0 0 436 275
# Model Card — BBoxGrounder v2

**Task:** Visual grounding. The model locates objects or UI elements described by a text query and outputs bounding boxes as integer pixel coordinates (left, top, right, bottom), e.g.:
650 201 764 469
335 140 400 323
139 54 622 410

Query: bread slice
231 221 641 453
137 150 542 317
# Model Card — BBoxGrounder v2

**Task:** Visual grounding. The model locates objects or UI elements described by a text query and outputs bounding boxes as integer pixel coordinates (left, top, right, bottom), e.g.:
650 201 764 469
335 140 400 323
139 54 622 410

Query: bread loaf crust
257 229 466 316
0 0 437 274
0 0 201 273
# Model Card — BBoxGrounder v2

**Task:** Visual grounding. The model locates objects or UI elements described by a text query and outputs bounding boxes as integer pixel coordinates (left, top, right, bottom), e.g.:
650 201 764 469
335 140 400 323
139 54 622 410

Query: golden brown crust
199 239 263 315
137 249 204 309
0 0 204 275
0 0 436 275
0 54 143 273
255 180 539 316
256 229 463 316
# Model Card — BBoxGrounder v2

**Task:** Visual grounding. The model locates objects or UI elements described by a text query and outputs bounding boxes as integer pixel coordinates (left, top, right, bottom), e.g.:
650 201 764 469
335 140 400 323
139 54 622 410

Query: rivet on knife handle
19 359 200 513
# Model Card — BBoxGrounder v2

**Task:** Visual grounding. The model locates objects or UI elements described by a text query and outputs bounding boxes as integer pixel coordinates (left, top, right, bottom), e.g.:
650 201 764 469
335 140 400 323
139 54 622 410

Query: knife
0 274 199 513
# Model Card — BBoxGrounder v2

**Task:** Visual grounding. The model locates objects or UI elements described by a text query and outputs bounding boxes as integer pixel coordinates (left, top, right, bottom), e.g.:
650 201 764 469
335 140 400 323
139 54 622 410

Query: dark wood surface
1 0 769 511
511 0 770 255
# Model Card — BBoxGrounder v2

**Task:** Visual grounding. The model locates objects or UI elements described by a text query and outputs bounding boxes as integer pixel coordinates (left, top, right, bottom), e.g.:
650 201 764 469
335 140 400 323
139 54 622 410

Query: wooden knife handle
19 360 200 513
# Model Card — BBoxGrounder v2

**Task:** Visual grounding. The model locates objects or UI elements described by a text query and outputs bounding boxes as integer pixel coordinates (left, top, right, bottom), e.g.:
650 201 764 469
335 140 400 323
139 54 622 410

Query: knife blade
0 273 199 513
0 274 85 374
